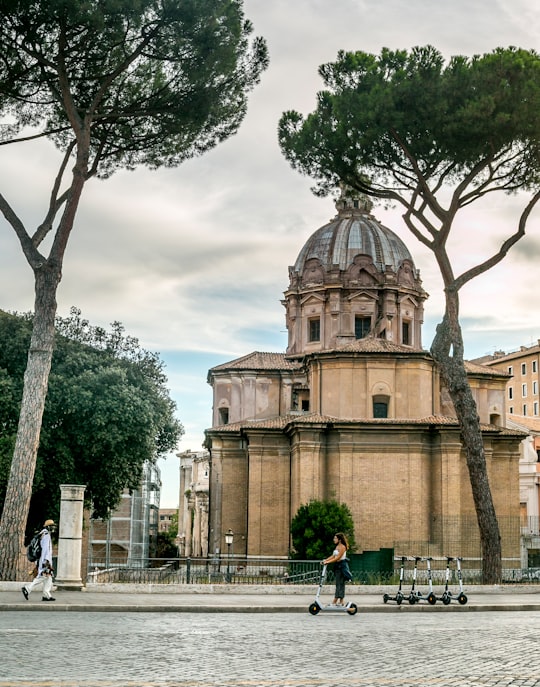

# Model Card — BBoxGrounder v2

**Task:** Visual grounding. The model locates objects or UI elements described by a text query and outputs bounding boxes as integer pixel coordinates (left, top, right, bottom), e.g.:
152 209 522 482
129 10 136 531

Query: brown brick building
205 192 523 563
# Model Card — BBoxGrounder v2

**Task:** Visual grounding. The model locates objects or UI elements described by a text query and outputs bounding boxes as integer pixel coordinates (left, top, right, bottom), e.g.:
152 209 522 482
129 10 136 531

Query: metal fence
85 555 540 586
87 556 321 585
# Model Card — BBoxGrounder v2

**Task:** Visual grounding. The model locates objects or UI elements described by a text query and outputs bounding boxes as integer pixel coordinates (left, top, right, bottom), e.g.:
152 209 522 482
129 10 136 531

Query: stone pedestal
55 484 86 590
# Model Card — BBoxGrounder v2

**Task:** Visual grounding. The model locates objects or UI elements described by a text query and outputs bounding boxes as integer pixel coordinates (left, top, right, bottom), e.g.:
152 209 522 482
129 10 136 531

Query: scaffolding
88 461 160 570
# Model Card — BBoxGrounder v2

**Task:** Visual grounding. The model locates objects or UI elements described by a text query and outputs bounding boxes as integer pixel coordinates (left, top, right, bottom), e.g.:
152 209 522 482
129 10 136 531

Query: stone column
55 484 86 590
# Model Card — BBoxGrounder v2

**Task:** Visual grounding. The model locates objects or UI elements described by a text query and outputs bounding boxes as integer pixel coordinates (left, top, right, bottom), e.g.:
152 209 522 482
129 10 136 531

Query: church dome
293 192 415 275
283 190 427 356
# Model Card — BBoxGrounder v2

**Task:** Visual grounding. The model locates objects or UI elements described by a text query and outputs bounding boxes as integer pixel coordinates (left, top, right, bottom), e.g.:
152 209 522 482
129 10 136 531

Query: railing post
186 557 191 584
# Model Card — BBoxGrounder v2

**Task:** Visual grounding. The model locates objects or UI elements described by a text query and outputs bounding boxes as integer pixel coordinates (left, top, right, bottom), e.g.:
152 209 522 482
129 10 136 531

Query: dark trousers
334 565 346 599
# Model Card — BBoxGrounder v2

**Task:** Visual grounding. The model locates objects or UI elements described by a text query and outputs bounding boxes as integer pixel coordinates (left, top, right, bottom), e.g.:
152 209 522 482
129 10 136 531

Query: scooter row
383 555 468 606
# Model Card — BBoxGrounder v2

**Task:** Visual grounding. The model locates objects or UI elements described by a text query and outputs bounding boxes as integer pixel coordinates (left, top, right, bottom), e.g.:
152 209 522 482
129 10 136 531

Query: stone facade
177 449 210 557
205 192 523 564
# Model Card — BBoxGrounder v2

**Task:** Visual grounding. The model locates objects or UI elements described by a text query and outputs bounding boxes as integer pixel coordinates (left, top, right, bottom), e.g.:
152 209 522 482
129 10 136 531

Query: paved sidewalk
1 582 540 612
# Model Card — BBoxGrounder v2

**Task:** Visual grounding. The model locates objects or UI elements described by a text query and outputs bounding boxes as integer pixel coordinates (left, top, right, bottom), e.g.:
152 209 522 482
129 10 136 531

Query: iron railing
85 555 540 585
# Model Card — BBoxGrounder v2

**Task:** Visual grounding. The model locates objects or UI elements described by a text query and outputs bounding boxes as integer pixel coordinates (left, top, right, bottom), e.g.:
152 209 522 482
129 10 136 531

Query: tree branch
0 193 45 268
31 140 76 248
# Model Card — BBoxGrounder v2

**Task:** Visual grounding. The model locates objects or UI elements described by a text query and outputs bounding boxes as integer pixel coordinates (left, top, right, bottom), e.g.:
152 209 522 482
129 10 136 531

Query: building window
355 316 371 339
534 360 538 373
508 366 513 375
301 399 310 411
509 406 514 414
534 401 539 416
218 407 229 425
373 402 388 418
309 318 320 342
523 404 527 415
508 387 513 400
373 394 390 418
522 383 527 398
522 363 527 375
534 381 538 395
402 321 410 345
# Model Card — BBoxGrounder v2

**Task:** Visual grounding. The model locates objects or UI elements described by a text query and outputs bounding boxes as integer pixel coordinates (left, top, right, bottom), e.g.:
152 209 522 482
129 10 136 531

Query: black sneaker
42 596 56 601
21 587 29 600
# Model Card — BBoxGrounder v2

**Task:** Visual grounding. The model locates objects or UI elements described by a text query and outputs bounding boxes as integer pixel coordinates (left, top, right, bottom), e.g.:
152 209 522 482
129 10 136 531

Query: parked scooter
406 556 422 604
417 556 437 605
407 556 437 605
439 556 468 605
383 556 406 605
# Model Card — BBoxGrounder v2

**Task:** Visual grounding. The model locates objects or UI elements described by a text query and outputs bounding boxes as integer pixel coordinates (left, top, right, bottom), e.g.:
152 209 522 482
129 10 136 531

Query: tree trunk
430 291 502 584
0 264 61 580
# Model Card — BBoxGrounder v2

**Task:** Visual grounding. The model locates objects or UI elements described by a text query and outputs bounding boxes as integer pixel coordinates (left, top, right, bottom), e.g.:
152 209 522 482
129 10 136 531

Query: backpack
26 531 42 562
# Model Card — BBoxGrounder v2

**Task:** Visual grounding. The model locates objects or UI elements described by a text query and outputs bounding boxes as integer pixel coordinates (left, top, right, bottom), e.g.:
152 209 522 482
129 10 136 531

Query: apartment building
476 341 540 417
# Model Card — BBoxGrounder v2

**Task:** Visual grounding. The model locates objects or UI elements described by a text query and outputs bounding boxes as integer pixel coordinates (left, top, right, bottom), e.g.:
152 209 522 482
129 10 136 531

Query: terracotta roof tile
334 338 427 354
206 413 523 435
506 414 540 433
464 360 511 377
210 351 302 373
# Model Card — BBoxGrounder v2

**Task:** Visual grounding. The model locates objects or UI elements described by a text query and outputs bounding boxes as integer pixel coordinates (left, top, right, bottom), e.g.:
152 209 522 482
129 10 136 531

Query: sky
1 0 540 508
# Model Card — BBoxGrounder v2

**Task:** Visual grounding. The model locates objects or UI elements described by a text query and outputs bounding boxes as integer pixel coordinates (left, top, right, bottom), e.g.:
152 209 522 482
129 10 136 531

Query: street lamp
225 529 234 582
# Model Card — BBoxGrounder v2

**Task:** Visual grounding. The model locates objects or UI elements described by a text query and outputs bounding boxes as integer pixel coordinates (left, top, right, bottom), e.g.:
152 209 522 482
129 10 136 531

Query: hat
44 519 55 527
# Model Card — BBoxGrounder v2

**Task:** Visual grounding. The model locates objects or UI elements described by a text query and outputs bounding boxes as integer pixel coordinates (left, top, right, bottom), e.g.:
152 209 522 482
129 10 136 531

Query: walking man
22 519 56 601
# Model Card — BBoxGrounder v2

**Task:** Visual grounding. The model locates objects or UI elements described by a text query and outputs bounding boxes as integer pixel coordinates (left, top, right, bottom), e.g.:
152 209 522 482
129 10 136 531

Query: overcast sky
1 0 540 507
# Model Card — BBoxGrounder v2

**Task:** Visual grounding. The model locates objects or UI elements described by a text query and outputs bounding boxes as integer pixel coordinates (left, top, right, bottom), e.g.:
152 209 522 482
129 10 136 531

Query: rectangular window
523 404 527 415
534 360 538 373
509 406 514 414
534 381 538 395
218 407 229 425
522 363 527 375
373 401 388 418
534 401 539 416
402 321 410 346
523 383 527 398
508 366 513 375
355 316 370 339
508 387 513 400
309 318 320 342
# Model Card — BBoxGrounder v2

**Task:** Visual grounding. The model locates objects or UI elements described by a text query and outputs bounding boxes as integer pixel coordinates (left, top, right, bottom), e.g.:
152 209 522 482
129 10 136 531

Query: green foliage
0 0 269 177
290 499 356 560
155 531 178 560
0 308 183 527
279 45 540 203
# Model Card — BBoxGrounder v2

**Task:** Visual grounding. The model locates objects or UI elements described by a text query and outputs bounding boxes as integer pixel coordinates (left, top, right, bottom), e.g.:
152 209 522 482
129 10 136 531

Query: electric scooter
415 556 437 605
440 556 468 605
406 556 422 604
383 556 406 604
308 564 358 615
442 556 467 606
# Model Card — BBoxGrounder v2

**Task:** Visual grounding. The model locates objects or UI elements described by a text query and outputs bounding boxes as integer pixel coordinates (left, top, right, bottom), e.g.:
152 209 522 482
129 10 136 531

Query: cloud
2 0 540 506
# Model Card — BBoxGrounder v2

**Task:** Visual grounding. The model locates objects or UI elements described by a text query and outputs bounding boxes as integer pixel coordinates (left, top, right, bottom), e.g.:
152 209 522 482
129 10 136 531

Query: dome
293 192 415 275
283 191 427 356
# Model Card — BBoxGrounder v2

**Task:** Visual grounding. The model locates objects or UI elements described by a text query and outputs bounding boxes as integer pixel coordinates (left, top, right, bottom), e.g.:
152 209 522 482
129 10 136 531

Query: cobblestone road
2 610 540 687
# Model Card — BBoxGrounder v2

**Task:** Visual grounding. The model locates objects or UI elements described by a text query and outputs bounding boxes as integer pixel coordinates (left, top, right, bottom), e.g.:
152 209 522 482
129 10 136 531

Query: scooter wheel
383 594 389 604
457 593 468 605
427 593 437 605
347 603 358 616
408 596 417 605
396 594 403 605
442 594 451 605
308 603 320 615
